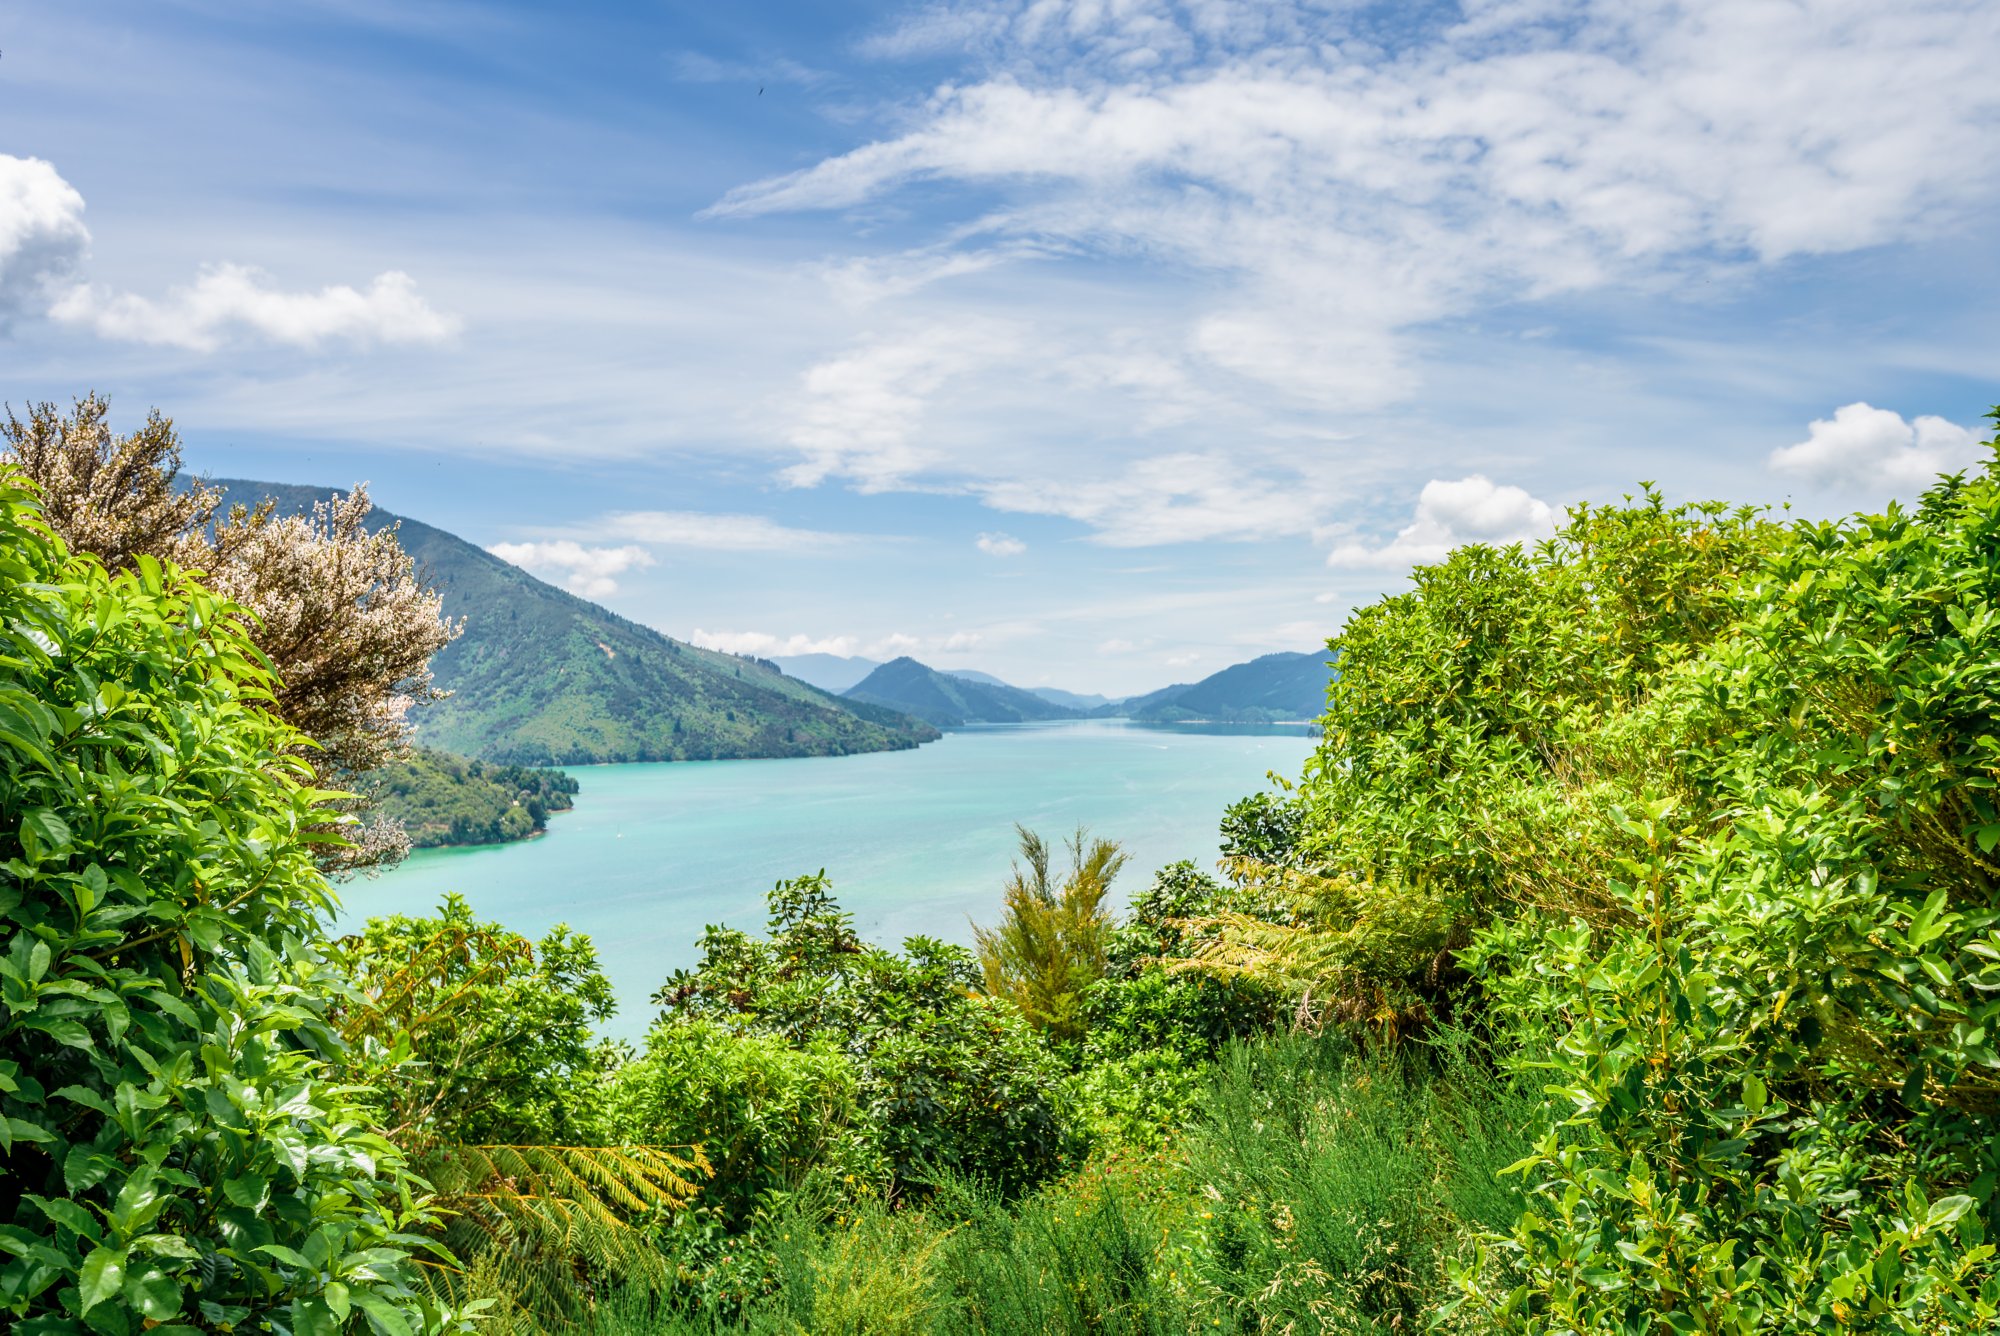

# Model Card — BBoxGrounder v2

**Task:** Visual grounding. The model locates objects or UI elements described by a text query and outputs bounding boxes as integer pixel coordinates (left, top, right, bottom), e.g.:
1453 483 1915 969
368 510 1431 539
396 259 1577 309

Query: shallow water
336 720 1318 1040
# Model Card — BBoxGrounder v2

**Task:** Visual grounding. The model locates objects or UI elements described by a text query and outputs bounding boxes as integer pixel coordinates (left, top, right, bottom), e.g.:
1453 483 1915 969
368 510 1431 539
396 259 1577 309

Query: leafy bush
654 874 1076 1199
333 894 619 1146
1071 862 1285 1149
1452 427 2000 1331
600 1020 879 1227
0 469 451 1333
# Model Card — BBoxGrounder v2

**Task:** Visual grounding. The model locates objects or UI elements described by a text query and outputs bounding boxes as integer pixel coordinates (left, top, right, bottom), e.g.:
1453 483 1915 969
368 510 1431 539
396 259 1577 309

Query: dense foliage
0 468 449 1334
330 899 697 1328
20 394 2000 1335
649 875 1074 1202
359 750 578 848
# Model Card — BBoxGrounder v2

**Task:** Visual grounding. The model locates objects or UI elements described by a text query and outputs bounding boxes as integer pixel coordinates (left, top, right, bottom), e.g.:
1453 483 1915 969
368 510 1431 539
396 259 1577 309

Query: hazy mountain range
205 479 1326 759
827 651 1331 728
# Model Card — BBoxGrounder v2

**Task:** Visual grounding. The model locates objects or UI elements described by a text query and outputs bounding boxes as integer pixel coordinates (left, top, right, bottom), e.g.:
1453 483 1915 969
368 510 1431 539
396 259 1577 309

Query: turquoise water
336 720 1318 1041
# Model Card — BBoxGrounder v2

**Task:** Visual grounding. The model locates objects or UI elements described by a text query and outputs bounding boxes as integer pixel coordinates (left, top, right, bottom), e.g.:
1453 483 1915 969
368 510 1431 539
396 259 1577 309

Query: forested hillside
359 747 579 847
1118 649 1331 723
210 480 939 764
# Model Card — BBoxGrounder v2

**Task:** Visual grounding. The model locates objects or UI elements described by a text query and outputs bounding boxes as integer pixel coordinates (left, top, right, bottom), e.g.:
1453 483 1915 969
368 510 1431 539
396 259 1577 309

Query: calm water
336 721 1318 1040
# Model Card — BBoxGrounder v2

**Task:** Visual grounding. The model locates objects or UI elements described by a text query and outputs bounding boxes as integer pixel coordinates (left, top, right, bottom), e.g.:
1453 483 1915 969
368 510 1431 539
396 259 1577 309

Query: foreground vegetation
6 404 2000 1333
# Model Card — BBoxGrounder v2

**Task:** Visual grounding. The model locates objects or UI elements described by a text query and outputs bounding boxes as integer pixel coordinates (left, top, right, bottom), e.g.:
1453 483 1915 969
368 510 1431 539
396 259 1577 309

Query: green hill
1123 650 1332 724
360 747 578 847
843 657 1086 727
208 480 941 764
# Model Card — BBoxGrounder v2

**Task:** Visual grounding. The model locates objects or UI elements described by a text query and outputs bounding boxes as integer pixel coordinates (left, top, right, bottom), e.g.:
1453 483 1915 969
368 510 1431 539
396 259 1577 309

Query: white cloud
598 511 854 551
488 541 654 599
0 155 89 318
718 0 2000 410
983 452 1328 547
976 531 1026 556
784 323 1019 490
689 629 861 657
50 263 460 351
1326 476 1556 569
1099 638 1137 654
1769 402 1982 491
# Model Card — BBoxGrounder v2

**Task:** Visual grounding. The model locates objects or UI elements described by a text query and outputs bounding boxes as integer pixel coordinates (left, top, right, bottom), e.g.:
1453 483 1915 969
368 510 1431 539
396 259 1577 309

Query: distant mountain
1028 686 1114 711
1119 651 1332 724
844 657 1087 727
945 670 1111 711
772 653 881 693
209 480 940 764
1095 681 1194 718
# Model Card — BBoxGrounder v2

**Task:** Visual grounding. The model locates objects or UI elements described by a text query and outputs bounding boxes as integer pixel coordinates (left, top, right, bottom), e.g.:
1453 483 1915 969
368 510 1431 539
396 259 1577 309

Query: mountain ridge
843 657 1086 727
207 479 940 764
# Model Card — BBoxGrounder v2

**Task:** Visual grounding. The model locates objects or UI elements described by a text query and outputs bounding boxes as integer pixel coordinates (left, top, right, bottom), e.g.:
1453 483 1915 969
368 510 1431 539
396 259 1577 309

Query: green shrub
0 469 453 1333
333 894 619 1146
654 873 1077 1199
601 1020 879 1226
1453 425 2000 1332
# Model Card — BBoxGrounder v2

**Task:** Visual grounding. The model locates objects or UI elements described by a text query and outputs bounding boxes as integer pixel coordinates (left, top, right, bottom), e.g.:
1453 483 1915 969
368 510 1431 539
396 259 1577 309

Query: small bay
337 720 1317 1040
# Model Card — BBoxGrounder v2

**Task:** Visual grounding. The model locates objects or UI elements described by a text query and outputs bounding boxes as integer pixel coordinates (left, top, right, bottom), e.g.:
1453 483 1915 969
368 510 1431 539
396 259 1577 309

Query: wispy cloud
596 511 860 551
982 452 1329 547
784 322 1020 490
488 540 655 598
52 264 461 352
690 629 860 657
976 531 1026 556
718 0 2000 419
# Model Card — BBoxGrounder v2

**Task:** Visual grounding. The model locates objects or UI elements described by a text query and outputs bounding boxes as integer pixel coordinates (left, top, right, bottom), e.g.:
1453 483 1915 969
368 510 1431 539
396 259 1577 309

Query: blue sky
4 0 1997 694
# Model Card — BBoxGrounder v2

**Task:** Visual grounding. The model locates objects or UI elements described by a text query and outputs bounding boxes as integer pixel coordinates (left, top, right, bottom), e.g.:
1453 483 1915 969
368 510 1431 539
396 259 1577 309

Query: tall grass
584 1029 1538 1335
1181 1031 1536 1332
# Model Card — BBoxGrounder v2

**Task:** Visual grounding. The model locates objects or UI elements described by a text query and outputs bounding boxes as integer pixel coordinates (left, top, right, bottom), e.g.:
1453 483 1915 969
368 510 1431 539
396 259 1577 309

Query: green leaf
18 809 72 864
292 1297 340 1336
222 1172 268 1208
255 1243 314 1269
37 1019 93 1050
77 1245 126 1314
353 1290 416 1336
27 1194 101 1242
1742 1073 1768 1116
124 1266 182 1321
1929 1195 1977 1230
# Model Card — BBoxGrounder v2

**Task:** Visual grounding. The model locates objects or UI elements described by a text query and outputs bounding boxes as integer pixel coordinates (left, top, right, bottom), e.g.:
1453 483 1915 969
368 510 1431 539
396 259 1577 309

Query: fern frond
412 1141 711 1330
1175 860 1460 1037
